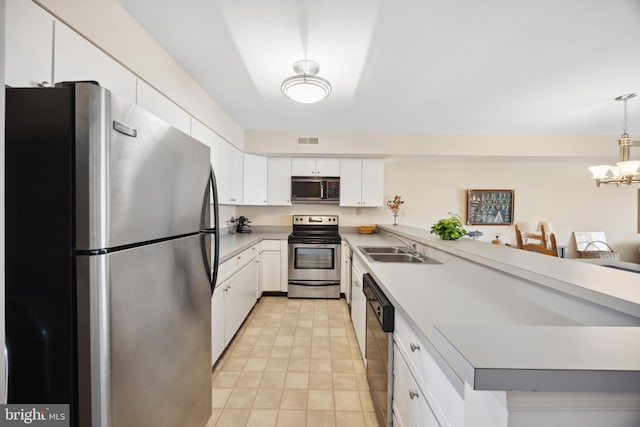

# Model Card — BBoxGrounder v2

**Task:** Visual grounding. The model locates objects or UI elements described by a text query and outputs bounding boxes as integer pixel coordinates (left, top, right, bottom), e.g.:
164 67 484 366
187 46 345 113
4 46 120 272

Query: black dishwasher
363 273 394 427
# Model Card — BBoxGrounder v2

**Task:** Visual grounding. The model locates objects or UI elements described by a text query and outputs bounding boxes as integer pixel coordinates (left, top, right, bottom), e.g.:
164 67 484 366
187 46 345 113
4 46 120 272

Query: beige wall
35 0 244 149
243 130 639 262
245 130 616 158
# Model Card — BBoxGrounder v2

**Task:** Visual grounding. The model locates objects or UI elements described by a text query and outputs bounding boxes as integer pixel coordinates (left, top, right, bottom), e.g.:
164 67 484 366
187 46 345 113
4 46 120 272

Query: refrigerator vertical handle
3 344 8 403
210 166 220 293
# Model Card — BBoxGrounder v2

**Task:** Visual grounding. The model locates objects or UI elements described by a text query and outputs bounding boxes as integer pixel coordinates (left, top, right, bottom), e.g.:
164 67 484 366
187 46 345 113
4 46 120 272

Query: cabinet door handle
410 342 420 352
409 389 419 400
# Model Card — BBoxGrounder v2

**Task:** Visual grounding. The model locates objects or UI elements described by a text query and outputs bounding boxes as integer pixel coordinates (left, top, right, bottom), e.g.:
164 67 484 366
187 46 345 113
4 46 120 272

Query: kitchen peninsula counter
342 225 640 395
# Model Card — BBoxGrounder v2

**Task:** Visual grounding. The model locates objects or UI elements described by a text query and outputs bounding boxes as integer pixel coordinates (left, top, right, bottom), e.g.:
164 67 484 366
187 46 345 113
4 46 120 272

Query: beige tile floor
206 296 379 427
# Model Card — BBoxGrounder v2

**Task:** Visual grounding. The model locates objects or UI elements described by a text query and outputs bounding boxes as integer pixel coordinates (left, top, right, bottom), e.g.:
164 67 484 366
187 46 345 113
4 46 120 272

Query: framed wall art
466 189 514 225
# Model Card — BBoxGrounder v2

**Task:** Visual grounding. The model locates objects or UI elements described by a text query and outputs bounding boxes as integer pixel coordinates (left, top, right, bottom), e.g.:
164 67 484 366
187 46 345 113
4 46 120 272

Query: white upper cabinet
339 159 362 207
190 119 221 176
340 159 384 207
291 158 340 176
218 141 243 205
315 158 341 176
136 80 191 134
361 159 385 206
5 0 54 87
54 23 137 104
243 154 267 206
267 158 292 206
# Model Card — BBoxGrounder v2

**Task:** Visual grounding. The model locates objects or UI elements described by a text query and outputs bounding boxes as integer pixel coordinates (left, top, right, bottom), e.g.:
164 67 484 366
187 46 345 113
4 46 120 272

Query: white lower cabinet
258 240 287 296
211 245 258 365
394 313 464 427
350 254 367 362
393 345 440 427
341 241 351 299
224 260 258 343
211 284 226 364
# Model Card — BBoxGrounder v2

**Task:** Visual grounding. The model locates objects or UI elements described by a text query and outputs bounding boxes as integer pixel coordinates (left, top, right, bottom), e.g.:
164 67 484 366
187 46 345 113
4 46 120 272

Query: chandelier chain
623 98 628 135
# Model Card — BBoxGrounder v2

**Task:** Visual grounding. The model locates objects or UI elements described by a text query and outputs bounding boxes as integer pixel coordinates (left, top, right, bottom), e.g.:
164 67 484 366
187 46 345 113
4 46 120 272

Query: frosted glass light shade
610 166 621 178
617 160 640 177
588 165 611 179
281 59 332 104
281 76 331 103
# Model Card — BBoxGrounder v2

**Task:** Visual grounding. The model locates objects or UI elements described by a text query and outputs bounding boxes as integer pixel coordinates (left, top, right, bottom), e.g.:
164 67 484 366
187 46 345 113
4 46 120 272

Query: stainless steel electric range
288 215 341 299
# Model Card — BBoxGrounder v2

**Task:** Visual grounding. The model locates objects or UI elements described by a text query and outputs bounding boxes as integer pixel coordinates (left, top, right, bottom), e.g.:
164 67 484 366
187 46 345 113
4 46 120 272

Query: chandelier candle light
387 195 404 225
589 93 640 186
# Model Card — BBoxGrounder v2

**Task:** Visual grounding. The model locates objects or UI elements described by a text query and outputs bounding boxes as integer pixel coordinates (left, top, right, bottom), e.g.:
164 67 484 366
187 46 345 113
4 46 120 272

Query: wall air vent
297 137 319 145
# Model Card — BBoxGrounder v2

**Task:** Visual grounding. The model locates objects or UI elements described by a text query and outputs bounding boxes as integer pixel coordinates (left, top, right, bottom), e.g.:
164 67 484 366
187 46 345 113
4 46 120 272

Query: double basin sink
357 246 442 264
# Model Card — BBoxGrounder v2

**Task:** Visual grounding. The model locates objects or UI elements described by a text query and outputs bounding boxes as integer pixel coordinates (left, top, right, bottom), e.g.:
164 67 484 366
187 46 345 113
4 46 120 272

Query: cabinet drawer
219 245 257 283
215 260 229 287
260 240 281 251
394 314 464 427
393 345 440 427
236 245 257 270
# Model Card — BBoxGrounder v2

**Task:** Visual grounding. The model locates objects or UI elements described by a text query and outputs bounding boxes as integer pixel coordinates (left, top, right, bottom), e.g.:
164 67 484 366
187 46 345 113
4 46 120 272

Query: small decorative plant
430 212 468 240
387 195 405 225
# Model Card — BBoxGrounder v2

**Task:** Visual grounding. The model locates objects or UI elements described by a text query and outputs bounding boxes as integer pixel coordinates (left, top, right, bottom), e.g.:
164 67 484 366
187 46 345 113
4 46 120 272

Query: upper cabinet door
361 159 384 207
191 119 221 175
243 154 267 206
5 0 54 87
339 159 384 207
316 159 340 177
54 23 137 104
136 80 191 135
291 158 316 176
218 142 243 205
291 158 340 176
339 159 363 207
267 158 292 206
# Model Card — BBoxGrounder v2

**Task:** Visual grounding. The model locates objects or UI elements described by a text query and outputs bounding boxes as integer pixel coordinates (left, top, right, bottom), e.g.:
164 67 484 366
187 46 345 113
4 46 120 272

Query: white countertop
342 226 640 393
218 231 289 263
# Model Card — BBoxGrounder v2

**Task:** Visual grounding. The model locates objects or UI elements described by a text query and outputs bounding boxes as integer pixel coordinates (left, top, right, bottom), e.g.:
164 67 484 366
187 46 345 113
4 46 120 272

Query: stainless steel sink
357 245 442 264
368 253 441 264
358 246 410 254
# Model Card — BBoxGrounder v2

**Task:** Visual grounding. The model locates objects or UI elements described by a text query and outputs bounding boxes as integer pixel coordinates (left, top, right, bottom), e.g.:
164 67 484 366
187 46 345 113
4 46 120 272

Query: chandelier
281 60 332 104
589 93 640 187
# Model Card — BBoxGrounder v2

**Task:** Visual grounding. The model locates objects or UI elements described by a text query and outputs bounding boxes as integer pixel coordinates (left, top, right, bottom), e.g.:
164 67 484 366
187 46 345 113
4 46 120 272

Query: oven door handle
288 281 339 287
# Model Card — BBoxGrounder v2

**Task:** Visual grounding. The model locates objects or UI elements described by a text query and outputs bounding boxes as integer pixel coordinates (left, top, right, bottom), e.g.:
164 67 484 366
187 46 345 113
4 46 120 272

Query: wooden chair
515 224 558 257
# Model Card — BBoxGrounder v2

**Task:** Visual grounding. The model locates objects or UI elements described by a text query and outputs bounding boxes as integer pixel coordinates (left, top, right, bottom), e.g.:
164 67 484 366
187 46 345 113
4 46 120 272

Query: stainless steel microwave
291 177 340 203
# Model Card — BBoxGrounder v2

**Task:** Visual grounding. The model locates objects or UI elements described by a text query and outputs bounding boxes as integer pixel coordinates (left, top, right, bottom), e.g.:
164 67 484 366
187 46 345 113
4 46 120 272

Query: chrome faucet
388 233 422 257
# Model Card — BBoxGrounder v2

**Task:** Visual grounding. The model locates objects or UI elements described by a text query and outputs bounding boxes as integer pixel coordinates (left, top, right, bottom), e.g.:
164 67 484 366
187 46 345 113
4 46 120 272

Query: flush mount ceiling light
589 93 640 187
281 60 332 104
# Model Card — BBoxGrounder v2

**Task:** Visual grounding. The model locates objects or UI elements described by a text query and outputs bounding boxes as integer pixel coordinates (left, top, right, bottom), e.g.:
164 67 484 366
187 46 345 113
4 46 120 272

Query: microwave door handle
320 182 325 199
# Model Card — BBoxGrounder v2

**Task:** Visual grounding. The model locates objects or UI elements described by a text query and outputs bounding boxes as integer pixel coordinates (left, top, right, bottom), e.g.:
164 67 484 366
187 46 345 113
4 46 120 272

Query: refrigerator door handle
3 344 8 403
200 166 220 294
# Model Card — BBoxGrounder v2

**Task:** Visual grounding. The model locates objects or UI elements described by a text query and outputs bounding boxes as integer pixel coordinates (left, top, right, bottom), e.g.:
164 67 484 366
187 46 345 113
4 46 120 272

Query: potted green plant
430 212 468 240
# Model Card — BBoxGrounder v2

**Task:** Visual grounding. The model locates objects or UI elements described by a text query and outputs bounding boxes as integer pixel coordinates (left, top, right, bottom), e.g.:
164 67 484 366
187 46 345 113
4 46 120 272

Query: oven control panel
292 215 339 225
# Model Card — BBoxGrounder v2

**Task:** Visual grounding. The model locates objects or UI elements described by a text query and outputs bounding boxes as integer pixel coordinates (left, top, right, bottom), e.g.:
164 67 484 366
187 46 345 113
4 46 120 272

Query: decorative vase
391 208 399 225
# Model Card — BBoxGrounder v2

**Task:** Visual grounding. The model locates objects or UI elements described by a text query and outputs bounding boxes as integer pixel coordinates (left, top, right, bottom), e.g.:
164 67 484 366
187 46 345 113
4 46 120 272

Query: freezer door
74 83 211 251
76 234 212 427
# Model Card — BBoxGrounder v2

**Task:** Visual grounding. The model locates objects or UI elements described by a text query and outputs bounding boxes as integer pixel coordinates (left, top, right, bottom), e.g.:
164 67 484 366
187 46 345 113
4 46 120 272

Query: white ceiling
120 0 640 134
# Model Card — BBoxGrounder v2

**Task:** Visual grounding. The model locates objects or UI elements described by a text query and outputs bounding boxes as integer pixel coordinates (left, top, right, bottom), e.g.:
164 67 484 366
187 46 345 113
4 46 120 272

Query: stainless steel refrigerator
5 82 219 427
